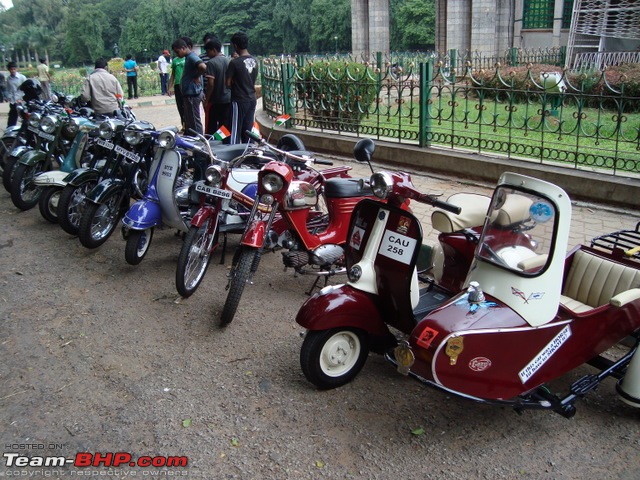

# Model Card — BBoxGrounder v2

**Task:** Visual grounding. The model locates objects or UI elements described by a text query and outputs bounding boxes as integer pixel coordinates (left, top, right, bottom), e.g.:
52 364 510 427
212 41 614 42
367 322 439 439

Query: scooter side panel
296 284 390 337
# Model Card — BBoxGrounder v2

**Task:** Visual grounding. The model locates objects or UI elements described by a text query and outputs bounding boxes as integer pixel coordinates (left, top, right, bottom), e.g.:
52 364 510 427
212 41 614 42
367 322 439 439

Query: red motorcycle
218 135 369 326
297 167 640 417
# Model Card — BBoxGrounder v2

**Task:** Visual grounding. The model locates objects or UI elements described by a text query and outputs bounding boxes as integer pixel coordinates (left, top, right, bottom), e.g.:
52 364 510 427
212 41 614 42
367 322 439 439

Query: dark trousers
206 102 231 138
160 74 169 95
229 100 257 144
183 95 203 135
174 85 185 129
7 102 18 127
126 76 138 99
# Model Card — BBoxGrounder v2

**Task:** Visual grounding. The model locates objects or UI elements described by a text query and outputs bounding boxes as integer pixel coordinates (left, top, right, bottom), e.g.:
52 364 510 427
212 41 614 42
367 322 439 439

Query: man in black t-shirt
226 31 258 144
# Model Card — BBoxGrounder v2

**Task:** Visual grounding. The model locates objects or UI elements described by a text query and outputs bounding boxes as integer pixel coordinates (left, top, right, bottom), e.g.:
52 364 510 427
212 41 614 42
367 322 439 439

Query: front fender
190 205 218 229
9 145 33 161
121 199 162 230
34 170 69 187
2 126 21 141
18 149 45 167
86 178 124 204
240 219 266 248
65 167 100 186
296 284 389 337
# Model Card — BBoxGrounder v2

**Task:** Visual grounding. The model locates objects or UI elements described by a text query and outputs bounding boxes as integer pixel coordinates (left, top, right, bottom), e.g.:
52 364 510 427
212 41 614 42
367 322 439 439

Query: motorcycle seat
560 249 640 313
432 193 491 233
324 178 373 198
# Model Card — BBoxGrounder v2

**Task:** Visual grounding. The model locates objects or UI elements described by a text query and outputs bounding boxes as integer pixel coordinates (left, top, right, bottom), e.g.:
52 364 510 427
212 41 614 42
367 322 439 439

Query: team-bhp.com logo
4 451 188 468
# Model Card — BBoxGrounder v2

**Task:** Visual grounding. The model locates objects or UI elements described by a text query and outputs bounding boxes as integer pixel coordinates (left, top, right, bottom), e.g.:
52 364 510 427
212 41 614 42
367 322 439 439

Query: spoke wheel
58 180 97 236
125 228 154 265
38 186 62 223
300 328 369 389
176 219 218 298
78 190 121 249
219 248 257 326
11 162 44 210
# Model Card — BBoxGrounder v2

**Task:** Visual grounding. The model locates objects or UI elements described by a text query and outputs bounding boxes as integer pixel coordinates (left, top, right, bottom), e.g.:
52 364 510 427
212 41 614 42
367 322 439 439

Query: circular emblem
529 201 553 223
468 357 492 372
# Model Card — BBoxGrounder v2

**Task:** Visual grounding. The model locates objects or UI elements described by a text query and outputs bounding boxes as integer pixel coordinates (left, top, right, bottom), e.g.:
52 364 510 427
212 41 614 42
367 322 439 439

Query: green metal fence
262 54 640 177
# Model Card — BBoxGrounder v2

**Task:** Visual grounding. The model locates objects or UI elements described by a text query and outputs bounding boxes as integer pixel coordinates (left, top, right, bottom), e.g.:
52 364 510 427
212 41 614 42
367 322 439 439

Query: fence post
510 47 518 66
419 60 433 148
280 63 294 125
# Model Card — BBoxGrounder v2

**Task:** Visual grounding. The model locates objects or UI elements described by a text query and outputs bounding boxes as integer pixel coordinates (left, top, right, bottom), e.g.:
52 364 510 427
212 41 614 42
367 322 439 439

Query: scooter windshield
476 186 557 277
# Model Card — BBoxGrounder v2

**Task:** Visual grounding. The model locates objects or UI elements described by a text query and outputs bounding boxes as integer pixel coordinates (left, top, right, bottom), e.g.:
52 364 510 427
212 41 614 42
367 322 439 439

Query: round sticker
529 201 553 223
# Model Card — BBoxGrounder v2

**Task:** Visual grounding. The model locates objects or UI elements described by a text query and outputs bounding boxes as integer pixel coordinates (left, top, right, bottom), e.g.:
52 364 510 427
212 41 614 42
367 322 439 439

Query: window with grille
562 0 574 28
523 0 554 29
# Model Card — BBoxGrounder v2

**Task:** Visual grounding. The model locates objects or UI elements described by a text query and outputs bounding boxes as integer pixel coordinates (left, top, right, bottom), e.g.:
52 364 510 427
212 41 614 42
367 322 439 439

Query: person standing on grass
171 38 206 135
123 54 139 99
37 59 52 101
226 31 257 144
157 50 171 95
6 61 26 127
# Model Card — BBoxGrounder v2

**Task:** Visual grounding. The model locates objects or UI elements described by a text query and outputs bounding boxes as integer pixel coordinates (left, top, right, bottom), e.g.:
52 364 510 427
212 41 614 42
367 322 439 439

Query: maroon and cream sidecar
391 172 640 417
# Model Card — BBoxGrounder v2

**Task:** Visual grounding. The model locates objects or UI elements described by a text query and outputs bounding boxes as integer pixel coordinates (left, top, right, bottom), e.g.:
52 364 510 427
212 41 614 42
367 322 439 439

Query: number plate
114 145 141 163
195 183 231 199
96 138 115 150
378 229 417 265
38 131 56 141
28 126 39 134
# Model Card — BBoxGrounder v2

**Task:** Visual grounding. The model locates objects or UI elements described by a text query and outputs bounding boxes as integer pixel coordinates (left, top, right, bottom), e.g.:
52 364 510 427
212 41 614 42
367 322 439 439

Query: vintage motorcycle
219 133 370 326
297 168 640 417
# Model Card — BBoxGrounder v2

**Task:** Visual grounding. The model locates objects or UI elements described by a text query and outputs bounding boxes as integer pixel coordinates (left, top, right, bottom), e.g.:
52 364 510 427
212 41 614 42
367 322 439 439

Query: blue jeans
159 73 169 95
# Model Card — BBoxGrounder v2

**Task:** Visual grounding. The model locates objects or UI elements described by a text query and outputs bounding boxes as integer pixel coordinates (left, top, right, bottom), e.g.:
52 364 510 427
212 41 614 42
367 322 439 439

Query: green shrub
295 60 380 132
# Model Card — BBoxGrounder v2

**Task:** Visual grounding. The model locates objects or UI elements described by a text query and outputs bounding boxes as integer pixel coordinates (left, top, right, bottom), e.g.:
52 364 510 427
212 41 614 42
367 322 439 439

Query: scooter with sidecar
297 166 640 417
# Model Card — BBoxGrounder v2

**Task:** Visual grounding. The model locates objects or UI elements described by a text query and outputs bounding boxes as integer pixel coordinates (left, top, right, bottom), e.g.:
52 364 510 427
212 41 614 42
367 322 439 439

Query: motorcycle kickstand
219 232 228 265
305 275 328 296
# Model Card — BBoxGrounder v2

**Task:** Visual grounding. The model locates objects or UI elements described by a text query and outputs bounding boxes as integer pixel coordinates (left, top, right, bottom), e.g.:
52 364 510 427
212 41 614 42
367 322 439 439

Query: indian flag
213 126 230 141
275 114 291 126
251 122 262 138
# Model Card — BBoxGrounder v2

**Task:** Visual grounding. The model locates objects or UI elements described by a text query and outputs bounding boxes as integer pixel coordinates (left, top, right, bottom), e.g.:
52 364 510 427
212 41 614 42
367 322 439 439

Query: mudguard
2 126 21 141
190 205 218 229
33 170 69 187
121 199 162 230
18 148 45 166
65 167 100 186
295 284 389 337
9 145 33 161
240 219 267 248
86 178 125 204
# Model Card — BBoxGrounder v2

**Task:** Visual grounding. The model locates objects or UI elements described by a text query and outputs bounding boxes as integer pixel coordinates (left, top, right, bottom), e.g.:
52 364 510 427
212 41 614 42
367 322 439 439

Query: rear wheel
300 328 369 389
124 228 154 265
176 219 218 297
78 190 122 249
38 186 62 223
11 162 44 210
219 247 257 326
58 180 97 236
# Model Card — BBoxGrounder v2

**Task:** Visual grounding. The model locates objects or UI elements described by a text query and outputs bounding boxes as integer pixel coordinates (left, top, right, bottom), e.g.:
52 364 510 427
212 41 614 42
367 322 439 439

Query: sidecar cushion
561 249 640 313
492 194 533 227
431 193 490 233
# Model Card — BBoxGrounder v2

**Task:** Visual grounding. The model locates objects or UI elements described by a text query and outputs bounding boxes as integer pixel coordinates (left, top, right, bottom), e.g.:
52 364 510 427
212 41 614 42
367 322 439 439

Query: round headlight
157 131 176 149
205 165 223 186
40 115 59 134
348 265 362 282
29 112 42 128
260 194 275 206
65 117 80 136
99 121 115 139
370 172 393 199
124 129 144 145
262 173 284 193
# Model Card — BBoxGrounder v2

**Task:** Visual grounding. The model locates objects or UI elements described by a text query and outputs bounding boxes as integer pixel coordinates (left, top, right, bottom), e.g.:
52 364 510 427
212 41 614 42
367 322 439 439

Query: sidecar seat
431 193 490 233
560 249 640 313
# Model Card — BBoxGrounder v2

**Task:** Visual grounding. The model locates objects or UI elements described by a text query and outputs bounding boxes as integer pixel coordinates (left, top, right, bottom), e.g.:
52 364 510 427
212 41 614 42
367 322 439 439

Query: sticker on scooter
518 325 571 383
529 200 554 223
378 229 417 264
445 336 464 365
469 357 492 372
511 287 545 304
397 216 411 235
416 327 439 349
350 226 365 250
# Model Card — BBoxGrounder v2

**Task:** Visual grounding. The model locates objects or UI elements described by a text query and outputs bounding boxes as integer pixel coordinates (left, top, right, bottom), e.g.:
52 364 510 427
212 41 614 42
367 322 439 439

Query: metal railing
262 54 640 177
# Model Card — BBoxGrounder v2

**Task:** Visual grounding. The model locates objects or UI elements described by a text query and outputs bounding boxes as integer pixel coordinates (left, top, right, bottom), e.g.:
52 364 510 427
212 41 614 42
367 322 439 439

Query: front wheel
2 154 18 192
176 219 218 297
124 228 154 265
58 180 97 236
11 162 44 210
219 248 257 326
78 190 122 249
38 186 62 223
300 328 369 389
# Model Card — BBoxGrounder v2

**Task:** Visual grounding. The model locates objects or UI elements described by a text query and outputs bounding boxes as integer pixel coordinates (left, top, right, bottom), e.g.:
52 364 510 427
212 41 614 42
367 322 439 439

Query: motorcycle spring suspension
250 250 263 273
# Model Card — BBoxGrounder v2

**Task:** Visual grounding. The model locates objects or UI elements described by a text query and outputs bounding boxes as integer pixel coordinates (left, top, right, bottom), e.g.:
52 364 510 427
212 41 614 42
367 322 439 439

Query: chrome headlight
157 130 176 149
40 115 59 134
262 173 284 193
99 121 116 139
65 117 80 136
124 129 144 146
205 165 223 186
29 112 42 128
370 172 393 199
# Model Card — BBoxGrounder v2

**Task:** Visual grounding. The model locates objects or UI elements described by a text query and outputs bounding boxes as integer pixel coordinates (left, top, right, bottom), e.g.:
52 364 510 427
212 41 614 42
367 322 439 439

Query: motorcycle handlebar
426 195 462 214
243 130 331 166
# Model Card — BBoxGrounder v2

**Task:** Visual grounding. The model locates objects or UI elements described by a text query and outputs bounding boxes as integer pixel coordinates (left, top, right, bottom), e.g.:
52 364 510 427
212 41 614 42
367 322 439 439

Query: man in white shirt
80 58 124 116
6 61 26 127
157 50 171 95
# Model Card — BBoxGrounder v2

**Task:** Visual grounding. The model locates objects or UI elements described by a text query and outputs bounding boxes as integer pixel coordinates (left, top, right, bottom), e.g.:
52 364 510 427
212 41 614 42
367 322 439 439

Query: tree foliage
0 0 436 67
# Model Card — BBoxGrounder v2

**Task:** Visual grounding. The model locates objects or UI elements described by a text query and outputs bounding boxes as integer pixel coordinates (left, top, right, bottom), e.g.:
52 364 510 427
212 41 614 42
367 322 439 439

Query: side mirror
354 138 375 163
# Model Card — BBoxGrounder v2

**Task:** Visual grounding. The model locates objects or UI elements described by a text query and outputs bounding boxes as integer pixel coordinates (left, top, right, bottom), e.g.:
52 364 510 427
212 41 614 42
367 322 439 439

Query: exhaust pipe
616 346 640 408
